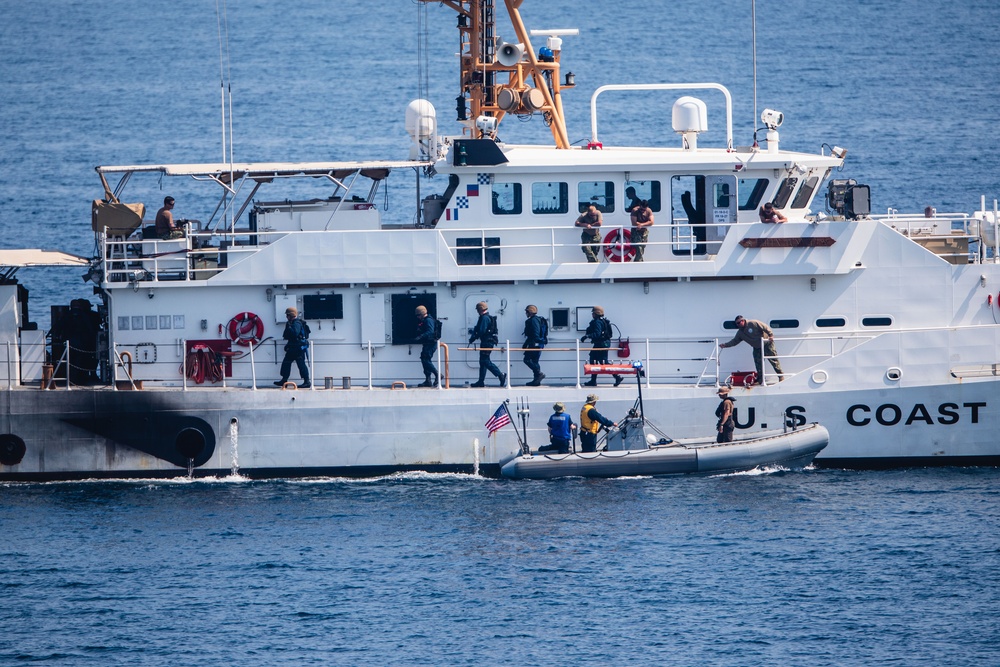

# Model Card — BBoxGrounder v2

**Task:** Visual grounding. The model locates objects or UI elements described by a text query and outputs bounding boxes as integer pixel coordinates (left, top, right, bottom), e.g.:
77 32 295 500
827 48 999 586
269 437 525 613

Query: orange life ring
603 228 636 262
227 311 264 347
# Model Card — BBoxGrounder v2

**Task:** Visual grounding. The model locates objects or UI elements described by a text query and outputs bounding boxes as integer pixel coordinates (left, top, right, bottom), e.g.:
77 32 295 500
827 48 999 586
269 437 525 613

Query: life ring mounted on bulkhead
227 311 265 347
603 228 636 262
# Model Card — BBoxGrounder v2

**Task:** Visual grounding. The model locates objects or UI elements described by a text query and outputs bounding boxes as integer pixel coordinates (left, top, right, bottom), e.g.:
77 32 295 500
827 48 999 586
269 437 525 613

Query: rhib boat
0 0 998 481
500 423 830 480
501 372 829 479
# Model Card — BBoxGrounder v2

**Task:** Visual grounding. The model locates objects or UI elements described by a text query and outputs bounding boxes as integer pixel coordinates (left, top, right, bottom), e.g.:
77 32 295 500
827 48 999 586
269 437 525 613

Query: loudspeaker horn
497 42 524 67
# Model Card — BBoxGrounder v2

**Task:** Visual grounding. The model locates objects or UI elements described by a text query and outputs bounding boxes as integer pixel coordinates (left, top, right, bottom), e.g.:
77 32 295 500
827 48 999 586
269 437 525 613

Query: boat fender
0 434 26 466
175 426 209 461
603 229 636 262
227 311 264 347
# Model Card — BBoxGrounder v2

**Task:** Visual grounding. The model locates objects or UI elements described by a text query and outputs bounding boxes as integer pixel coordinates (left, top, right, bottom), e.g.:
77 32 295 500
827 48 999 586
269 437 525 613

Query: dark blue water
2 1 1000 664
2 469 999 665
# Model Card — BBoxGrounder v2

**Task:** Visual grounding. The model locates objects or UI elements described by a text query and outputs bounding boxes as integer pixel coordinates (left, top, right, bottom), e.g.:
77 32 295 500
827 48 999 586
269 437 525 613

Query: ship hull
1 377 996 481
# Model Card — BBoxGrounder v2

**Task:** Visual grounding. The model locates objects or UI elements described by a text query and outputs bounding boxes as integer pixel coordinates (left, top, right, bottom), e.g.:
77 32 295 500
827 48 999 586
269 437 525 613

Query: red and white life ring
603 228 636 262
227 311 264 347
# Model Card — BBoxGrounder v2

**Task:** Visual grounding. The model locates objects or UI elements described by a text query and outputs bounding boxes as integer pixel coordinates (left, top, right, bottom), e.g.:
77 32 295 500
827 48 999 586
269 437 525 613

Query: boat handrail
95 328 907 391
590 83 734 150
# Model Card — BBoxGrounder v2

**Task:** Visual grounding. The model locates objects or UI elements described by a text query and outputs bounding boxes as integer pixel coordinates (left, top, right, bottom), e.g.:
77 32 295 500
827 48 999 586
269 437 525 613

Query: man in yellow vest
579 394 617 453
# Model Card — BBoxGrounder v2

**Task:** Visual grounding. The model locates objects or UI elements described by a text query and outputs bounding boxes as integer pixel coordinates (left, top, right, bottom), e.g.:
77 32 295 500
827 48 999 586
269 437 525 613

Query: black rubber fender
175 426 209 461
0 434 26 466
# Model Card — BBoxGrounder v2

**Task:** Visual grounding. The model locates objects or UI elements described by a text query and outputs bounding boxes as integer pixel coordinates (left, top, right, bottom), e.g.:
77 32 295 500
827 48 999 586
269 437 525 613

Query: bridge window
578 181 615 213
791 176 820 209
492 182 522 215
531 182 569 214
624 181 661 212
738 178 769 211
772 177 799 208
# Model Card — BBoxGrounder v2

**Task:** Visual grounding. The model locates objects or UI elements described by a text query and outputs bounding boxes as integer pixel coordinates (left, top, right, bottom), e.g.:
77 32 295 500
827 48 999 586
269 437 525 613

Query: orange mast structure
419 0 573 149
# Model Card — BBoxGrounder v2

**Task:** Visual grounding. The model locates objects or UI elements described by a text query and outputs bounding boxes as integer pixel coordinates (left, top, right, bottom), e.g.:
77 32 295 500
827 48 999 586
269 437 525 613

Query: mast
419 0 573 149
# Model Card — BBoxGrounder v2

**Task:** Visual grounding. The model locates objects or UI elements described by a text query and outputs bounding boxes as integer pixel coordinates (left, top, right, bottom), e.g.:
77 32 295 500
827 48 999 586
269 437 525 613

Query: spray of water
229 417 240 477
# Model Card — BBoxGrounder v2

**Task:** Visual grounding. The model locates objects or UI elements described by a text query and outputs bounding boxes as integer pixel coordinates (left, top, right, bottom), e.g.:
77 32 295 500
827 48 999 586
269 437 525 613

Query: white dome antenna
406 99 438 160
671 96 708 151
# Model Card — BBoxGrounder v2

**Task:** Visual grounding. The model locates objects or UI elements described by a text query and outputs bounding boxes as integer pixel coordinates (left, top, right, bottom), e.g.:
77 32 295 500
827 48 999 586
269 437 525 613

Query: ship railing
102 221 749 285
734 333 879 387
108 330 879 390
875 210 980 264
437 221 740 265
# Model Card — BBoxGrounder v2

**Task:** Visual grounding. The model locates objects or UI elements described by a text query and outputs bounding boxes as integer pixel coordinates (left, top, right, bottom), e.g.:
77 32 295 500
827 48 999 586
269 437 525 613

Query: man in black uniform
274 306 310 388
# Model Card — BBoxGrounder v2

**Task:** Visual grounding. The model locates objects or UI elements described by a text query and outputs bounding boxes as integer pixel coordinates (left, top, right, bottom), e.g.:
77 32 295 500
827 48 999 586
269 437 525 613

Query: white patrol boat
0 0 998 480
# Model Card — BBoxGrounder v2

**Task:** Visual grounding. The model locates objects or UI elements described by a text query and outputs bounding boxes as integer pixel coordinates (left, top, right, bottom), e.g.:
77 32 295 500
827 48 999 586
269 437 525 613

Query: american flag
485 403 511 435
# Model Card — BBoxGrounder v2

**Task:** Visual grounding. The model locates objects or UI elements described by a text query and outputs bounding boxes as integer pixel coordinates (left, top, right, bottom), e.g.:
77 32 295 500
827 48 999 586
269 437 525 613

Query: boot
585 376 598 387
526 372 545 387
418 379 433 388
470 381 486 388
614 375 624 387
498 372 507 386
274 379 287 387
298 381 311 389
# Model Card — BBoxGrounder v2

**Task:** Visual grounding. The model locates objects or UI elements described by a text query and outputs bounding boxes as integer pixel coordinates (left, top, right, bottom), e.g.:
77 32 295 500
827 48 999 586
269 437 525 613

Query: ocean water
2 469 999 665
1 0 999 664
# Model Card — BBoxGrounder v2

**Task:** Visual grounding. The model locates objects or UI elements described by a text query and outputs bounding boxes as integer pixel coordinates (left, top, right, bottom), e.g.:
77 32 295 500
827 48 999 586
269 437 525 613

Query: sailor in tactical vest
581 305 623 387
275 306 311 388
468 301 506 387
522 304 545 386
414 305 439 388
715 386 735 443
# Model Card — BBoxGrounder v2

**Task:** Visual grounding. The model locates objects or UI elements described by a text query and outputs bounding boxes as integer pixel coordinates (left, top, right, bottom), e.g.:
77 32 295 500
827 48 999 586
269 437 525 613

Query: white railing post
181 339 187 391
249 341 257 390
715 338 722 386
576 339 582 387
309 340 315 391
504 339 511 387
645 337 651 388
367 341 373 390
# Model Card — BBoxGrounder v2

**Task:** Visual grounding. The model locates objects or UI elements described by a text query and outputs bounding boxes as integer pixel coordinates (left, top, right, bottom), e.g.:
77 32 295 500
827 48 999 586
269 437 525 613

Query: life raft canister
603 228 636 262
227 311 264 347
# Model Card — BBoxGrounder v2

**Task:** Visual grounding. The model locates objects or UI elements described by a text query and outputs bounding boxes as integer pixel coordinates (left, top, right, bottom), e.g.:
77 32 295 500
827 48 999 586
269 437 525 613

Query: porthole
886 367 902 382
811 370 828 384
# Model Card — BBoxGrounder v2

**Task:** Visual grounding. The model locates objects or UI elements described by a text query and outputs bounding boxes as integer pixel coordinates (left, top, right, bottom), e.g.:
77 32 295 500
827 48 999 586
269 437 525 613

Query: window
738 178 769 211
578 181 615 213
531 182 569 214
772 177 799 208
816 317 846 328
769 319 799 329
862 316 892 327
624 180 661 212
492 182 522 215
457 237 501 265
550 308 570 330
714 182 732 209
791 176 820 209
303 294 344 320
